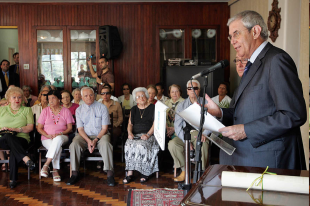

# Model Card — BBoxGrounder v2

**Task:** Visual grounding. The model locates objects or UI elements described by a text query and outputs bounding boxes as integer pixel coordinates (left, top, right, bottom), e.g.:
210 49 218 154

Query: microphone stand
178 125 192 193
193 76 208 183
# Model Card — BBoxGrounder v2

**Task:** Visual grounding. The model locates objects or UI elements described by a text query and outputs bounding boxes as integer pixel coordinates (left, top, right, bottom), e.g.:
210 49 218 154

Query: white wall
0 29 18 61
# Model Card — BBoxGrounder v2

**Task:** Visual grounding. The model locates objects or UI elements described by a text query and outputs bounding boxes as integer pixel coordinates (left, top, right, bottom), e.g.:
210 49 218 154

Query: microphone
191 60 229 79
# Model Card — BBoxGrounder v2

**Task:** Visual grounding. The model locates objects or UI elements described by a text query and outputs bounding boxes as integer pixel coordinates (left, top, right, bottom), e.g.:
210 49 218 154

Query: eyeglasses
123 88 129 90
136 94 145 99
233 58 248 64
187 87 199 90
101 92 111 95
228 28 250 42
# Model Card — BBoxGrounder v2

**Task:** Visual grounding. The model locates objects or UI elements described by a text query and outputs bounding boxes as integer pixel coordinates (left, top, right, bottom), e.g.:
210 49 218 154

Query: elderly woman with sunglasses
37 90 75 182
168 80 210 183
123 87 159 184
100 84 123 148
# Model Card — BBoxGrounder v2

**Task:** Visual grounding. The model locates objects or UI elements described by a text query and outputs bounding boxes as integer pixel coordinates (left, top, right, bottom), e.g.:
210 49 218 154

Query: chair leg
174 168 177 177
28 166 30 180
39 152 42 179
156 171 159 178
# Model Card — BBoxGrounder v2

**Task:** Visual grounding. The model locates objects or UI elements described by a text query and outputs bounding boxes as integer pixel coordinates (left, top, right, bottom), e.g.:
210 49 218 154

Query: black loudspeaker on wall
99 25 123 59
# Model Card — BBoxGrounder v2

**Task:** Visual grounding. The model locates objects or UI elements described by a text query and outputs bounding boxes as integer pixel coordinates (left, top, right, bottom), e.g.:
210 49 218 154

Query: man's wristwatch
96 137 100 141
19 127 23 133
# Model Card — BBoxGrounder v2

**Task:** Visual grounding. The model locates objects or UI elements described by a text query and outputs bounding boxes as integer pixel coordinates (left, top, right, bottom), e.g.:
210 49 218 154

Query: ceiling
0 0 229 2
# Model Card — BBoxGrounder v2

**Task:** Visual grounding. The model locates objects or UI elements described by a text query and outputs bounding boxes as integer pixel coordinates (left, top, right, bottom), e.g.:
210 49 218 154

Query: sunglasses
101 92 111 95
187 87 199 90
42 94 48 96
123 88 129 90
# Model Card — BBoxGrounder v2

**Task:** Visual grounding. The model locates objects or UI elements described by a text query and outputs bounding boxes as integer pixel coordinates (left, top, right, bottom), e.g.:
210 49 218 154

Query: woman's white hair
81 87 94 96
72 88 81 96
132 87 149 100
186 79 200 89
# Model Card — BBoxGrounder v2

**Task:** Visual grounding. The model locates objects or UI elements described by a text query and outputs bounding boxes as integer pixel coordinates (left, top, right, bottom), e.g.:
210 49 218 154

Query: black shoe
26 160 35 170
66 175 79 185
107 175 115 186
9 181 17 189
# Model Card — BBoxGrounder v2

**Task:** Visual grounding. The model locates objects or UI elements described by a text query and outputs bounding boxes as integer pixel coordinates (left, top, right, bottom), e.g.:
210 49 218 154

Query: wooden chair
0 114 37 180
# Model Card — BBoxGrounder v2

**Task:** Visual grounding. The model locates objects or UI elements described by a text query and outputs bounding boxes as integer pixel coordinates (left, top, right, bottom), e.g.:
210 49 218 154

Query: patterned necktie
16 65 19 74
5 72 9 86
240 61 252 84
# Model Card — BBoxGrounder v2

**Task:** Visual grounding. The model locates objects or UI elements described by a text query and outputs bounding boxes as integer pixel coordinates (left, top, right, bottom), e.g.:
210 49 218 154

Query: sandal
123 175 134 184
140 174 149 183
40 165 49 178
51 170 61 182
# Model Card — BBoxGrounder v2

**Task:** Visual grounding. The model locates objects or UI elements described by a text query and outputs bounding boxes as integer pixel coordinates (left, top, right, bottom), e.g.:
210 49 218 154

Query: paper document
177 103 235 155
154 101 169 150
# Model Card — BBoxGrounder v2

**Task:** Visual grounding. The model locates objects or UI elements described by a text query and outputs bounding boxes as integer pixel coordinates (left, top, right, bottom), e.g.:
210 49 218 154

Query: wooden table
180 164 309 206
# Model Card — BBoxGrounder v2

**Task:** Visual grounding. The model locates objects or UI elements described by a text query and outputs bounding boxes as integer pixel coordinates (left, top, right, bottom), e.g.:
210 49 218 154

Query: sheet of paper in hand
177 103 235 155
154 101 169 150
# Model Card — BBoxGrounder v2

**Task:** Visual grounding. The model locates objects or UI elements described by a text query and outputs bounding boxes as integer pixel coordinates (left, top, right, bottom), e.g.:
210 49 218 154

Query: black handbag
0 130 17 136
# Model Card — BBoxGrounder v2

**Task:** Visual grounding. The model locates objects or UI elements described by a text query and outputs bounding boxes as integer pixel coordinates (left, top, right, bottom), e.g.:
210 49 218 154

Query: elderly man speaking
205 10 306 170
66 87 115 186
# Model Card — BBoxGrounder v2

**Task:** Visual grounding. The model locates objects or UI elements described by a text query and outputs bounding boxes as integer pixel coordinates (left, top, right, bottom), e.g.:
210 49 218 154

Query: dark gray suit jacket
221 42 306 170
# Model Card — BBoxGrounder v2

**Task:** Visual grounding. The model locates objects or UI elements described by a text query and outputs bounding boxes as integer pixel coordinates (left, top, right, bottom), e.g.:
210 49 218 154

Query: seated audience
66 87 115 186
31 90 49 125
146 84 157 105
37 90 74 182
123 87 159 184
165 84 184 139
50 85 57 90
61 90 79 142
118 83 136 109
97 83 118 102
100 85 123 148
0 87 34 188
169 80 209 182
61 90 79 117
71 88 84 105
155 82 169 103
211 82 231 108
22 85 37 107
33 85 51 105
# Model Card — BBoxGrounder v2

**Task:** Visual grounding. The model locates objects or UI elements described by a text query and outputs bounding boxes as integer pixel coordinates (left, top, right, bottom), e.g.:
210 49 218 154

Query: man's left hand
219 124 247 141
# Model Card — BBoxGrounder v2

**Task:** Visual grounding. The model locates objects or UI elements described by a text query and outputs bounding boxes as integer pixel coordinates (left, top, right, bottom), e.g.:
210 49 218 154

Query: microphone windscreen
221 59 229 68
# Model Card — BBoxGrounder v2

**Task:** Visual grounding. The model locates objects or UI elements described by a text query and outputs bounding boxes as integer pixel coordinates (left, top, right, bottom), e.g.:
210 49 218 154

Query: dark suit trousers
0 134 28 181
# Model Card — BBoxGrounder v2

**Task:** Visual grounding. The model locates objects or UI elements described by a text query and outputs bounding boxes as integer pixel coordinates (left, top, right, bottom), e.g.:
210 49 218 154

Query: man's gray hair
227 10 268 40
186 80 200 89
22 85 32 92
132 87 149 100
72 88 81 96
81 87 94 97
